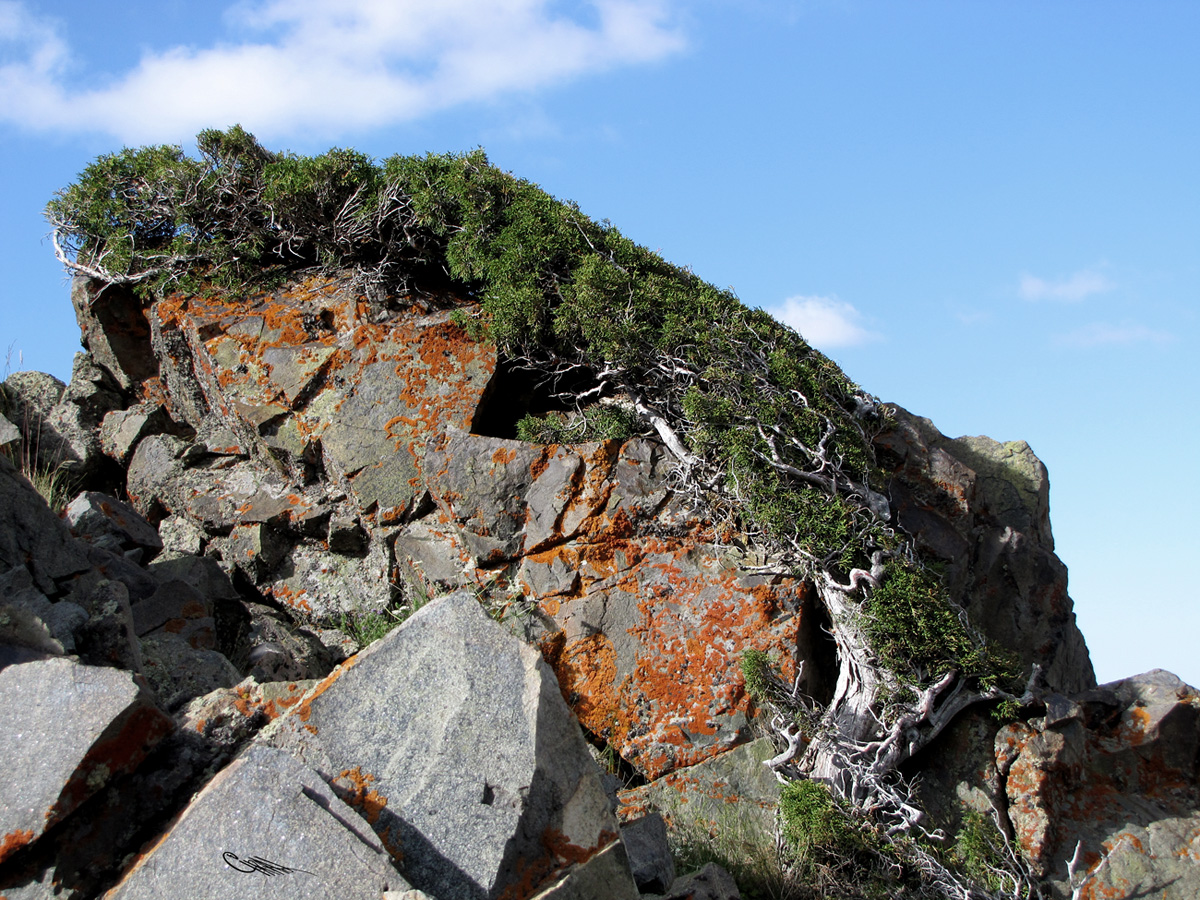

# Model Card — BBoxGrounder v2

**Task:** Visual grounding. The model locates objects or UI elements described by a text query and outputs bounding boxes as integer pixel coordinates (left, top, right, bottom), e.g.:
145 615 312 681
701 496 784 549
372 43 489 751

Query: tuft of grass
336 591 429 649
667 804 795 900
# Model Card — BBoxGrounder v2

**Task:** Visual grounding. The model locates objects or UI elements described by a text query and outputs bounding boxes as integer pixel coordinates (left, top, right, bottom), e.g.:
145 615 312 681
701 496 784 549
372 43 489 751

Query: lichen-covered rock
997 670 1200 897
413 430 824 780
145 275 495 519
874 405 1095 695
0 656 173 863
266 591 627 900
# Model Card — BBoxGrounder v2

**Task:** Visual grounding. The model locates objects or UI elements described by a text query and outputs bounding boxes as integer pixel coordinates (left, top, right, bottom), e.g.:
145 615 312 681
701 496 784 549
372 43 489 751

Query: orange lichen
0 829 35 865
334 767 388 826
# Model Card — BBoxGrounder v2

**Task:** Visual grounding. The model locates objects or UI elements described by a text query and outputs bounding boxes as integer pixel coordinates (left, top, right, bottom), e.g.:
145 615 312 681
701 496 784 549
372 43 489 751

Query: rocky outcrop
875 405 1095 696
267 591 636 900
1 267 1193 899
998 670 1200 898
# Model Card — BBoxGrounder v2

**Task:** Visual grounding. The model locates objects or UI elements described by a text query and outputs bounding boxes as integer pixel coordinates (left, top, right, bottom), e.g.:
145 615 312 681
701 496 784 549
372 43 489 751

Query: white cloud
1057 321 1175 348
0 0 686 143
1019 268 1114 302
764 295 881 350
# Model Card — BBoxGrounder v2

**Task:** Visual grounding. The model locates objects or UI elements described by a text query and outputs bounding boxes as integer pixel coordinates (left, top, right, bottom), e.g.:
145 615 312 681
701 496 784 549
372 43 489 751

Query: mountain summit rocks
0 269 1195 899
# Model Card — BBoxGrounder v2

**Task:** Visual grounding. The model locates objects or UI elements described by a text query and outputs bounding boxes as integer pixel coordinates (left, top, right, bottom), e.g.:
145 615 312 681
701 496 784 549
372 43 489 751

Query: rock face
997 670 1200 898
1 268 1192 899
267 591 636 900
0 656 173 863
875 406 1095 695
103 744 400 900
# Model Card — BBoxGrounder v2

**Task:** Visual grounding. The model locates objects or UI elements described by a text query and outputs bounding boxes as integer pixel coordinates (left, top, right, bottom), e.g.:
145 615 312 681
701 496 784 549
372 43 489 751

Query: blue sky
1 0 1196 686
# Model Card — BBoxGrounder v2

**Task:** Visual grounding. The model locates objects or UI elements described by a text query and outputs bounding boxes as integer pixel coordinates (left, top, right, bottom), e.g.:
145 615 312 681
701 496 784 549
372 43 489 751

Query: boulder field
0 273 1196 899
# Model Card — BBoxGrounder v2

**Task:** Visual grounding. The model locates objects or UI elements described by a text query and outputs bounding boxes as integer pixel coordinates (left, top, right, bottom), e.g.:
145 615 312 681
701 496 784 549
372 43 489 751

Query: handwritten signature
222 851 315 876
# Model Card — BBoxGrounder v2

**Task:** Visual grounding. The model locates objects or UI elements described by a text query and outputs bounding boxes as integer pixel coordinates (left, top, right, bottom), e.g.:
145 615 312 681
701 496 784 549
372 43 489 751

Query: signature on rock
222 851 315 876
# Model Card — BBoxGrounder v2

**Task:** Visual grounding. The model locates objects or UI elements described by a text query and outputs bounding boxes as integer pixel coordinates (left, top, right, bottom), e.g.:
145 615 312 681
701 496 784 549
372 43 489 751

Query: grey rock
660 863 741 900
73 579 144 672
45 352 125 482
0 453 92 591
621 813 676 894
157 515 206 558
266 591 624 900
70 277 157 391
99 402 173 465
997 669 1200 892
104 744 401 900
874 406 1095 695
66 491 164 557
0 656 173 863
208 521 291 583
527 840 640 900
130 577 216 649
264 537 392 618
127 434 327 538
621 738 782 838
0 412 19 447
140 633 241 711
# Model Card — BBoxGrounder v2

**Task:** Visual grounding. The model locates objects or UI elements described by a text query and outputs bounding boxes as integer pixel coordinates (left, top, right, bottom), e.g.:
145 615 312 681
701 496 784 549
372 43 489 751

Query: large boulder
103 744 401 900
410 430 827 781
0 656 173 864
145 275 495 519
266 590 636 900
996 670 1200 898
874 406 1095 695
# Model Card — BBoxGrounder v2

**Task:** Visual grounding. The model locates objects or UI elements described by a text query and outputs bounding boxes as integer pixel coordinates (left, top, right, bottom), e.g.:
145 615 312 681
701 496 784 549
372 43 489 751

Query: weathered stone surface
621 813 676 894
997 670 1200 896
104 744 401 900
267 591 624 900
126 433 327 536
99 401 173 465
46 352 125 482
412 431 824 780
140 633 241 711
157 515 206 559
72 578 144 672
874 406 1095 695
71 277 157 391
66 491 164 557
261 536 392 617
0 656 173 863
659 863 741 900
526 840 640 900
130 577 215 648
619 738 782 835
145 276 495 517
0 412 19 447
0 454 92 593
180 678 317 754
